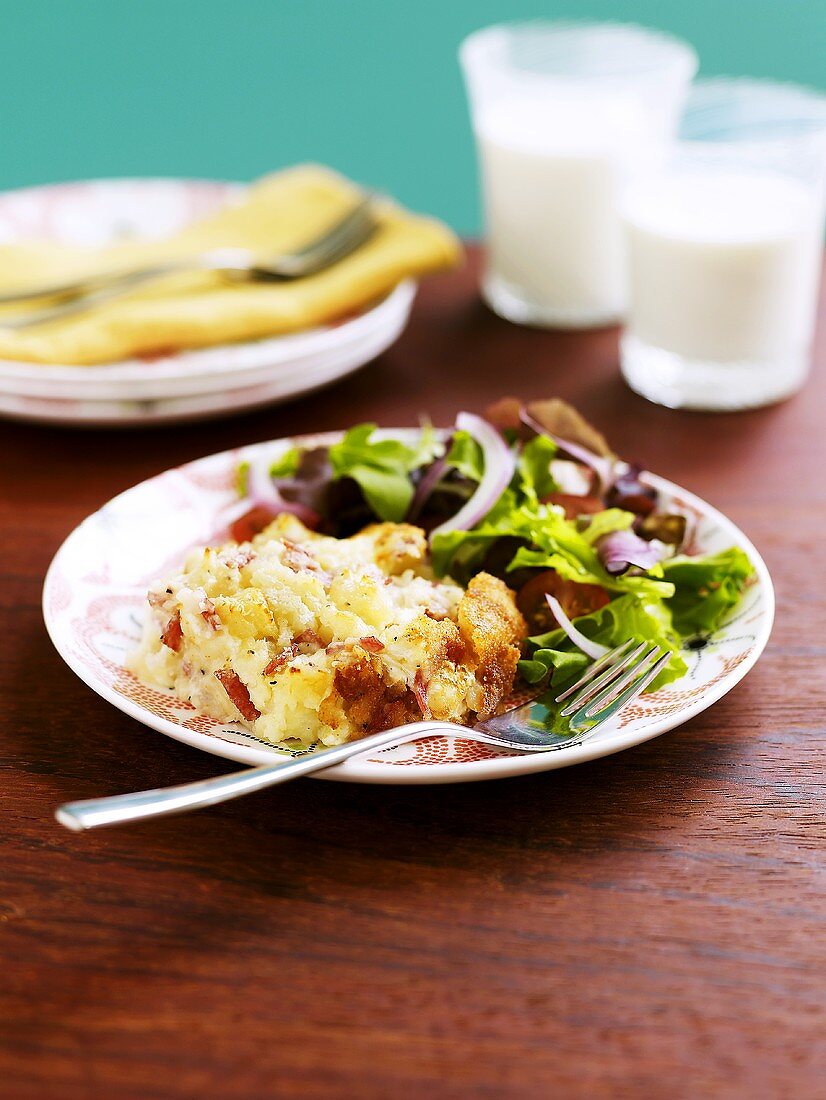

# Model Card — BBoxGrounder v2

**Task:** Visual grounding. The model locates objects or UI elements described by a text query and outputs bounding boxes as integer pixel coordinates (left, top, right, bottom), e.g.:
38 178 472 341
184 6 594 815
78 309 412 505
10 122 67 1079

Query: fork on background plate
0 195 378 329
55 640 670 831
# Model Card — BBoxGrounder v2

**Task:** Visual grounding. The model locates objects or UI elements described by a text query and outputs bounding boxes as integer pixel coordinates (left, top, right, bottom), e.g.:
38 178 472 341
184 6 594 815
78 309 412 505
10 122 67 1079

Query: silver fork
0 195 378 329
55 642 670 831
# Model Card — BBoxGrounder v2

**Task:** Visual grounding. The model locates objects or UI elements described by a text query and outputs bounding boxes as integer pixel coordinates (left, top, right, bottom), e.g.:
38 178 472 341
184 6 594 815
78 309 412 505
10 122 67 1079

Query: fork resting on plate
0 195 378 330
55 640 669 831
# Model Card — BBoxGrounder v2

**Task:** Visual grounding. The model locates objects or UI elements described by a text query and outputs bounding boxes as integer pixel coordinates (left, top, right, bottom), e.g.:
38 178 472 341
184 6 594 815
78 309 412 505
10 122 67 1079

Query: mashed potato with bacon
129 514 525 747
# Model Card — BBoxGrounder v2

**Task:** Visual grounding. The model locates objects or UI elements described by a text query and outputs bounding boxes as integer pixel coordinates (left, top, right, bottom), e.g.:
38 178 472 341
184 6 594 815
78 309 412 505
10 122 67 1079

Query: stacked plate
0 179 416 426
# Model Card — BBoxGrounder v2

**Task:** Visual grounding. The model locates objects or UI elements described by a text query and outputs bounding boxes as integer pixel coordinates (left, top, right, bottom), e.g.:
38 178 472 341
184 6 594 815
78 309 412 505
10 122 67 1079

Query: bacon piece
412 669 430 718
198 593 222 630
263 644 298 677
281 539 332 584
221 547 256 569
282 538 317 570
263 629 323 676
215 669 260 722
327 636 385 657
161 612 183 652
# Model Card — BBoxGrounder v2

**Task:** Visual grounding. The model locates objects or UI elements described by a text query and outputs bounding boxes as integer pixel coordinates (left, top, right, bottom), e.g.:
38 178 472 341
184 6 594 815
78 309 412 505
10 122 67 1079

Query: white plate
0 283 414 425
0 179 415 415
43 430 774 784
0 279 415 401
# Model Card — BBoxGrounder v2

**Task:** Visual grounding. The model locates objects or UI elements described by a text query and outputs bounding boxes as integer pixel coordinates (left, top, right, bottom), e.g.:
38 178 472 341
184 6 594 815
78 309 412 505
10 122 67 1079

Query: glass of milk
459 22 697 328
621 79 826 410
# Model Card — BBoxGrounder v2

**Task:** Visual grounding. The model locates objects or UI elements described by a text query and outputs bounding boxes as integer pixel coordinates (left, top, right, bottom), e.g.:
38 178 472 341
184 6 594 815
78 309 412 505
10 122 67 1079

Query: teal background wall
2 1 824 233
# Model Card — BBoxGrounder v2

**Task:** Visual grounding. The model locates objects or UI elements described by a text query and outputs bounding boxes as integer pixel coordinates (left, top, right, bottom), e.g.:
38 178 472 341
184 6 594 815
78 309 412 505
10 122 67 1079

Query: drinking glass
460 22 697 329
621 79 826 410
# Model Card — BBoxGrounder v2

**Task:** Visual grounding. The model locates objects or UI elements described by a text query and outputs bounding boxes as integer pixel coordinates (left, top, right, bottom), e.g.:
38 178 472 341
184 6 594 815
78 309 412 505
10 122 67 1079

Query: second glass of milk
621 80 826 410
460 22 697 328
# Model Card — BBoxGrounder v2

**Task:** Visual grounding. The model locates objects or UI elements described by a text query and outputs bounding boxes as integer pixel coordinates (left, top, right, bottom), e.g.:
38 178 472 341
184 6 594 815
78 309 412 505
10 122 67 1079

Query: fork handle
1 195 376 328
54 722 441 831
0 249 253 307
0 250 256 331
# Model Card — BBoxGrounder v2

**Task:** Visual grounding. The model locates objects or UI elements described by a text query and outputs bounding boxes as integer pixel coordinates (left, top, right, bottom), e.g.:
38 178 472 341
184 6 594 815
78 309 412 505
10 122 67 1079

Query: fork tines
555 641 673 728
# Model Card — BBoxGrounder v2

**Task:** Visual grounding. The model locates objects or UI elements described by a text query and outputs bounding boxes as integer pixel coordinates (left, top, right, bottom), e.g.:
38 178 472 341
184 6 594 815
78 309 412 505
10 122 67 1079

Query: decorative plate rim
42 430 775 785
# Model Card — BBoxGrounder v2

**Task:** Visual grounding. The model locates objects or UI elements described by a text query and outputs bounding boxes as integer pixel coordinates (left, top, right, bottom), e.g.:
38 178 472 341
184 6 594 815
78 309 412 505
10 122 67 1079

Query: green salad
231 396 754 731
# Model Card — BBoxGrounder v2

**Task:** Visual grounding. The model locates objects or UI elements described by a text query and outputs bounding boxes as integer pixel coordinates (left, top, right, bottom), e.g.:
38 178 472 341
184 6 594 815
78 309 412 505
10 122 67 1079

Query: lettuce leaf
409 421 442 470
520 592 688 693
662 547 753 636
431 496 674 601
443 431 556 504
580 508 635 545
517 434 558 502
328 423 442 522
516 545 754 738
444 429 484 482
519 647 589 686
515 592 686 740
236 447 300 496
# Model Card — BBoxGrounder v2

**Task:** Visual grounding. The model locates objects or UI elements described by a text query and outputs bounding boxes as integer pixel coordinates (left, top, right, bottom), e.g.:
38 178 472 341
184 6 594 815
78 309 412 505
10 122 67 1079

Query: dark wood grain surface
1 248 824 1100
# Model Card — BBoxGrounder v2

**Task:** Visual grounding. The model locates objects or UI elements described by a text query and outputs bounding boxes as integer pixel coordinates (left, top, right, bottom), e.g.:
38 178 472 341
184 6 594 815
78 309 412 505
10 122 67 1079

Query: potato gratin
130 514 526 747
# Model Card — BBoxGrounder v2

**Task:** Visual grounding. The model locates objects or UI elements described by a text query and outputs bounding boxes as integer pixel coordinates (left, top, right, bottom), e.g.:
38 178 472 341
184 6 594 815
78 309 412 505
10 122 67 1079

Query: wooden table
2 248 823 1099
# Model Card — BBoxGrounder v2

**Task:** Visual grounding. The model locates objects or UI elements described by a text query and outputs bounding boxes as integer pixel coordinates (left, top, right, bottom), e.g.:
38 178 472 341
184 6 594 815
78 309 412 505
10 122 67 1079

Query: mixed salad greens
232 397 753 724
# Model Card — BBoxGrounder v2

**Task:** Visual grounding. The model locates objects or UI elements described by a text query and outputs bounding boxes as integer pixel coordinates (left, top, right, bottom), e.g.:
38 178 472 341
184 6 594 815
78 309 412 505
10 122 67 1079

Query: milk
623 170 823 364
476 93 654 326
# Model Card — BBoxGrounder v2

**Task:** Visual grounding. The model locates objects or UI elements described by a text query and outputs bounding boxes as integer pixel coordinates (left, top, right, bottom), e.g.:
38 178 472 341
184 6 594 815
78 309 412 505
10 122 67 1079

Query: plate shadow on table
14 620 753 894
3 621 768 1083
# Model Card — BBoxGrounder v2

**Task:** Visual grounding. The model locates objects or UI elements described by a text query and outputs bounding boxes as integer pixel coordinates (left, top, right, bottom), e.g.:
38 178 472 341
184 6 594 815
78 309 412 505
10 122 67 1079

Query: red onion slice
430 412 515 537
606 463 657 516
597 529 668 576
406 453 449 522
246 445 320 528
545 594 610 661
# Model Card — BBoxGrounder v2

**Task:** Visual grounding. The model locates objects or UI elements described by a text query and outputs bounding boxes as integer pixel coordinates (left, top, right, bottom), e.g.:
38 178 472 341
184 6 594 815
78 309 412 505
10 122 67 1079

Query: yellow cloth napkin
0 165 461 365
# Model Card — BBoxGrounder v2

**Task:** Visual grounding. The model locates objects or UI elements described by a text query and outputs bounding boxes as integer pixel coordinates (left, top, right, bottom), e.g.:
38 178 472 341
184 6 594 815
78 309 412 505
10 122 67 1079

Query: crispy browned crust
457 572 527 719
400 615 467 681
318 574 526 737
321 654 421 738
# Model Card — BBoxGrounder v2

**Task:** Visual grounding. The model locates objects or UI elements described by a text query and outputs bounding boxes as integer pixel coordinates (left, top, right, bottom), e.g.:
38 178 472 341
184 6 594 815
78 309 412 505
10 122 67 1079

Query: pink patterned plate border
42 431 774 785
